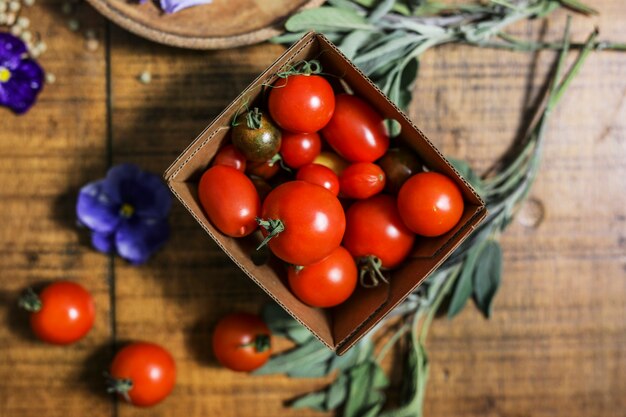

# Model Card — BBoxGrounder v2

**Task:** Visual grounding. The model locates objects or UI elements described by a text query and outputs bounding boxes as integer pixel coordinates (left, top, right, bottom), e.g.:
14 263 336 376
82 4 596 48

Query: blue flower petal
77 180 121 234
115 218 170 264
102 163 142 204
0 33 27 70
130 171 172 220
160 0 212 13
91 231 115 254
0 58 44 114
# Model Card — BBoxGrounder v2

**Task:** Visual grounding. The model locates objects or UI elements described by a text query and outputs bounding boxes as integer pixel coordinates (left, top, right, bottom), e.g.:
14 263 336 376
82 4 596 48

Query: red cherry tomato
22 281 95 345
343 195 415 270
397 172 464 237
198 165 260 237
296 163 340 196
280 131 322 169
246 158 280 180
212 144 246 172
268 75 335 133
340 162 386 199
259 181 345 265
212 313 271 372
108 342 176 407
288 246 357 308
321 94 389 162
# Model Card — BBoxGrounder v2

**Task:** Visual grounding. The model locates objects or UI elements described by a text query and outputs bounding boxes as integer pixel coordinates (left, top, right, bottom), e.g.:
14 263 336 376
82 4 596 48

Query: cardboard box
164 32 486 354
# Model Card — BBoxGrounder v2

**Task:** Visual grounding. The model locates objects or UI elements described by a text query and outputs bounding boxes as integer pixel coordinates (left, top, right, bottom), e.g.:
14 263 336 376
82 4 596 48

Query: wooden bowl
85 0 325 49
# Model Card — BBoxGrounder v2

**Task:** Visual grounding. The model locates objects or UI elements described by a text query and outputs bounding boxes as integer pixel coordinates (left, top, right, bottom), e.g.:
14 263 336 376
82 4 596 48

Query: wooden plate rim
85 0 325 50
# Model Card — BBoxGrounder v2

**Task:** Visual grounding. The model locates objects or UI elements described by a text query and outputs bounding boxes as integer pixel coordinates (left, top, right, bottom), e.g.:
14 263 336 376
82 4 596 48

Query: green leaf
287 359 332 378
369 0 396 22
286 326 314 344
338 30 375 59
472 240 503 318
253 338 330 375
558 0 598 15
447 244 480 318
291 391 327 411
326 373 349 410
285 7 377 32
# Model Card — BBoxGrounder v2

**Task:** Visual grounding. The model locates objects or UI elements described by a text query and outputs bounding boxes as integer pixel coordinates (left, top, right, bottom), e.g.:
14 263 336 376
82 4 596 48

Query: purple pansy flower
159 0 212 14
0 33 44 114
77 164 172 265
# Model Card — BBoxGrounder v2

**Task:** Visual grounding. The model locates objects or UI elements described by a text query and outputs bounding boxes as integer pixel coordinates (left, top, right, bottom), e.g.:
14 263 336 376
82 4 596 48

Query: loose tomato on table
288 246 357 308
212 144 246 172
296 163 340 196
212 313 271 372
321 94 389 162
268 74 335 133
257 181 345 265
343 195 415 287
198 165 260 237
19 281 95 345
397 172 464 237
107 342 176 407
280 131 322 169
339 162 386 199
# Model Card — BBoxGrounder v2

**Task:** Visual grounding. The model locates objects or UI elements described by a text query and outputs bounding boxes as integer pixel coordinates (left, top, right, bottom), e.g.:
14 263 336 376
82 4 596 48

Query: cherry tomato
397 172 464 237
321 94 389 162
231 108 282 162
280 131 322 169
198 165 260 237
246 158 280 180
258 181 345 265
212 144 246 172
288 246 357 308
108 342 176 407
378 147 423 193
313 151 349 175
212 313 271 372
343 194 415 270
296 163 340 196
340 162 386 199
268 75 335 133
20 281 95 345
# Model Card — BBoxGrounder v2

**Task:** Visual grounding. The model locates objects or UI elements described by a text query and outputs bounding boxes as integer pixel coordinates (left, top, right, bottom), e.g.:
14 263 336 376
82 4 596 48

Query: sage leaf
447 243 483 318
472 240 503 318
287 358 332 378
558 0 598 15
369 0 396 22
326 373 349 409
291 391 327 411
327 0 362 10
285 7 377 32
253 338 329 375
339 30 375 59
286 326 313 344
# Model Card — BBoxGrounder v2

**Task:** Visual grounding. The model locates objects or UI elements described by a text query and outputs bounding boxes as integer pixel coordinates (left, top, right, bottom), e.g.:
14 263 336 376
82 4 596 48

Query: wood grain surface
1 1 625 417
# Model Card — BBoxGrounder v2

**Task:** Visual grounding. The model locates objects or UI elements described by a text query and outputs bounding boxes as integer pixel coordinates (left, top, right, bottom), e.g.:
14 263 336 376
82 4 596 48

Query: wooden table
1 1 625 416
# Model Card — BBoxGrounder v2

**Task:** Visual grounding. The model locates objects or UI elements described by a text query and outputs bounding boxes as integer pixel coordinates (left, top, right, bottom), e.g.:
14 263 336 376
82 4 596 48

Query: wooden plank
411 8 626 417
0 1 112 417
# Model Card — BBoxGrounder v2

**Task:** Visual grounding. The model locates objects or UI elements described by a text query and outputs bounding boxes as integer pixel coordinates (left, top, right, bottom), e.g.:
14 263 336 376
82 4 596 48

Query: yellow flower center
119 203 135 218
0 67 11 83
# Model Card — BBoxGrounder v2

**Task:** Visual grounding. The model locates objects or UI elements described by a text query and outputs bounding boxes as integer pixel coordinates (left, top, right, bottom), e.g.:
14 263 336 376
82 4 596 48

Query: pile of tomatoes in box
199 66 466 309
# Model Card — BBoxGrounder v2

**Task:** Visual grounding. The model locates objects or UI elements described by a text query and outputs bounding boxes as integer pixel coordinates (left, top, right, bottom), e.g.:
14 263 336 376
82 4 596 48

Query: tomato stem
18 287 42 312
277 59 323 78
358 256 389 288
104 371 133 403
239 334 271 353
267 153 292 173
255 218 285 250
245 107 263 130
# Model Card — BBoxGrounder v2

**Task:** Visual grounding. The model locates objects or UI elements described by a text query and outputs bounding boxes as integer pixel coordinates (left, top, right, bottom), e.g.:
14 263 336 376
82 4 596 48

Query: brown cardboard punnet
164 32 486 355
